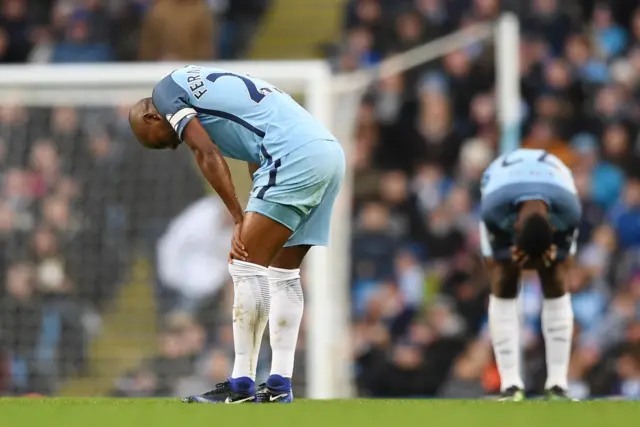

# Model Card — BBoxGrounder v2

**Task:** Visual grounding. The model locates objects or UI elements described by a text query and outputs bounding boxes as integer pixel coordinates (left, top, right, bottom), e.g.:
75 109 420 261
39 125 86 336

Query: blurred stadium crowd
1 0 640 400
0 0 271 63
346 0 640 399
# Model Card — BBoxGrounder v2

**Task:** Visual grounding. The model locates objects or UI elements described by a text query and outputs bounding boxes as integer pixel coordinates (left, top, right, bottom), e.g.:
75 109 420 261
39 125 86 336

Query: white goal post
0 13 519 400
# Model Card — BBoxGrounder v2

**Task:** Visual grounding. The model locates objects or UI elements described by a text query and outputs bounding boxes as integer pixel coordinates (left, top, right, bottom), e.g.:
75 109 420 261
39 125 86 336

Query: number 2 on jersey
206 72 281 103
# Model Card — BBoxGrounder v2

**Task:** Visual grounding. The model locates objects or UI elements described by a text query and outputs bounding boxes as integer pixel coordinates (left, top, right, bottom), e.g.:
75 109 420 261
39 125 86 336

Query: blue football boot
182 378 256 404
256 375 293 403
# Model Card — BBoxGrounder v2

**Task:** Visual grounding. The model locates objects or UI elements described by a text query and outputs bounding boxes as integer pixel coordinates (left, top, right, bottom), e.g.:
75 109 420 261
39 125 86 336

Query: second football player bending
480 148 581 401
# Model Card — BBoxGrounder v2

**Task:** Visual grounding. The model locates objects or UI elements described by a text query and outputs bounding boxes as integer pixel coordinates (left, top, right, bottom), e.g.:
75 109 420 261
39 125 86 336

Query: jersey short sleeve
152 74 197 140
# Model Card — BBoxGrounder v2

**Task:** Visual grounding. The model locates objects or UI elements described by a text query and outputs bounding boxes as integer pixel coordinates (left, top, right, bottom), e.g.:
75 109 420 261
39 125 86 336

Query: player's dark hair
516 212 553 258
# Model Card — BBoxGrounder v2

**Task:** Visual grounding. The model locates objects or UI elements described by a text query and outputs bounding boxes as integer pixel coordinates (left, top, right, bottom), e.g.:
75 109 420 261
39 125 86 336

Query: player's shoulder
153 65 212 109
153 66 193 98
152 72 187 109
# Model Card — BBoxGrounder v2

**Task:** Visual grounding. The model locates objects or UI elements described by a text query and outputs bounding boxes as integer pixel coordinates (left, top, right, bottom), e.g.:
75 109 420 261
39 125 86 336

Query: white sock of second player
489 295 525 391
542 293 574 390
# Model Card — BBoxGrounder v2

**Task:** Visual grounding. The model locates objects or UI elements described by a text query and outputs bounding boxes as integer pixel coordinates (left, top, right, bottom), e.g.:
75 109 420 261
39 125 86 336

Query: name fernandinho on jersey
185 67 208 100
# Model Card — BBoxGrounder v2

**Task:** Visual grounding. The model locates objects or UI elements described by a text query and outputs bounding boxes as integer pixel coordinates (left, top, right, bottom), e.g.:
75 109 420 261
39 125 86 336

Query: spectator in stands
589 85 628 137
138 0 215 61
610 178 640 250
108 0 149 61
569 261 609 337
49 106 88 169
3 168 36 231
0 106 30 163
630 9 640 48
344 0 384 55
30 227 68 295
467 94 498 145
0 0 32 63
390 8 429 53
615 340 640 399
0 203 19 285
565 33 610 85
412 82 464 174
591 3 628 60
219 0 271 59
342 26 380 70
352 201 397 286
523 0 573 56
571 133 624 210
412 163 452 217
0 262 46 393
29 225 90 379
28 140 61 196
50 1 113 62
415 0 453 35
378 171 426 242
40 196 80 242
601 123 634 173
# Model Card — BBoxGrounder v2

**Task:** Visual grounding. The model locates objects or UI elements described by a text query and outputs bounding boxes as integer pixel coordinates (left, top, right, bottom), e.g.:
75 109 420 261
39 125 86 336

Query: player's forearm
197 152 244 224
183 119 244 223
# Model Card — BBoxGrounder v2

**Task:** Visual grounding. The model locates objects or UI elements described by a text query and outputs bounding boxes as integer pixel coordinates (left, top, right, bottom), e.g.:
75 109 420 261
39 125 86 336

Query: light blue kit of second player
152 65 345 247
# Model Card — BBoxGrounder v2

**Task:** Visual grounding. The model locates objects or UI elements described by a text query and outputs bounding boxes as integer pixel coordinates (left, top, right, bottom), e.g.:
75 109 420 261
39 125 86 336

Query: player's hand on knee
541 244 557 268
229 222 248 263
511 246 528 267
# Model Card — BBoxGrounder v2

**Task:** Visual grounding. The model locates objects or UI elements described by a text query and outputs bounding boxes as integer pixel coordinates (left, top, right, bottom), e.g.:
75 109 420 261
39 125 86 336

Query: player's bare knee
489 261 520 299
270 245 311 270
492 279 519 299
538 260 570 298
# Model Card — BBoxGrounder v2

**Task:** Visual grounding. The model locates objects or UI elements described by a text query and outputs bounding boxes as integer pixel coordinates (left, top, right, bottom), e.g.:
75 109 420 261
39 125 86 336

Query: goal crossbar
0 61 330 106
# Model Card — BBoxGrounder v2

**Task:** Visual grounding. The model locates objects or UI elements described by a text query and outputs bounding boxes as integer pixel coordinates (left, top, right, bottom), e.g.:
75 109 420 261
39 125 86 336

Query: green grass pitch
0 399 638 427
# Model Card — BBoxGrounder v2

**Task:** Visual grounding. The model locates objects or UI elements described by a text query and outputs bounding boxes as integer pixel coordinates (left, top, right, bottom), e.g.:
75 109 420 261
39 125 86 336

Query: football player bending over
480 148 581 401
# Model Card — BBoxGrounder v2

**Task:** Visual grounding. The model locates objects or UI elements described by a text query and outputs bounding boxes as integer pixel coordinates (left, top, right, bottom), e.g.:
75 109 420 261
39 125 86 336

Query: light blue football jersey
480 148 581 233
481 148 577 199
151 65 337 164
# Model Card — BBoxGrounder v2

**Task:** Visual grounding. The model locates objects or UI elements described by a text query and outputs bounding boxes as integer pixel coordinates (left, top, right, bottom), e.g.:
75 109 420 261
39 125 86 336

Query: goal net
0 15 513 398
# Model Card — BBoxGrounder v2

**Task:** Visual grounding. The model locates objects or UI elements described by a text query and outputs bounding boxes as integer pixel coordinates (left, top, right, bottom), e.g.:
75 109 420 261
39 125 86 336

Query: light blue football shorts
245 139 346 247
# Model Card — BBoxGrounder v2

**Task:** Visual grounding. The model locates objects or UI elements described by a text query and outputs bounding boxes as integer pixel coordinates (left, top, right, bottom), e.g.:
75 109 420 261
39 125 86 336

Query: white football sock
542 293 574 390
228 260 270 380
489 295 524 391
268 266 304 379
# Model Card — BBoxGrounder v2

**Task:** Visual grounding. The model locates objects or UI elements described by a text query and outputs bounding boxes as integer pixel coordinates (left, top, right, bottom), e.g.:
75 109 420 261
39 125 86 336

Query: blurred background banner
0 0 639 401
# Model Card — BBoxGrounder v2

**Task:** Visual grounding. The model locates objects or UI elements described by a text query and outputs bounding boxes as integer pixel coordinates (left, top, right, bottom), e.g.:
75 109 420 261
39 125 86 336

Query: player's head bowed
129 98 181 150
515 206 554 259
